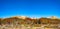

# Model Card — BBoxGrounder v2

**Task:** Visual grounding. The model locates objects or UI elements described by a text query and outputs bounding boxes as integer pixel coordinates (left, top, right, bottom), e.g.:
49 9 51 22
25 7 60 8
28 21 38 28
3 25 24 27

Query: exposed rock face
0 16 60 29
39 18 60 24
0 16 60 25
0 18 1 25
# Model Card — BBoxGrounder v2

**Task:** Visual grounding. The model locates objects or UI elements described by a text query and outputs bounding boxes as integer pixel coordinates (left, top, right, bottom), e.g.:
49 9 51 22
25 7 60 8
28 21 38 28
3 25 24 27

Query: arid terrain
0 16 60 29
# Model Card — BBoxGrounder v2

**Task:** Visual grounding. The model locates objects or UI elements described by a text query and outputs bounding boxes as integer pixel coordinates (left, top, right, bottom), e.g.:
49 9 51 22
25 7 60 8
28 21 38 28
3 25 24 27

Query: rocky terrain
0 16 60 29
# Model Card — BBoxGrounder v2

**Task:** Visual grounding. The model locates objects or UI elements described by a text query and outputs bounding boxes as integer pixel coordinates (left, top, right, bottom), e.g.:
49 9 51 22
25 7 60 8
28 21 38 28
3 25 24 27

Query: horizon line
0 15 60 18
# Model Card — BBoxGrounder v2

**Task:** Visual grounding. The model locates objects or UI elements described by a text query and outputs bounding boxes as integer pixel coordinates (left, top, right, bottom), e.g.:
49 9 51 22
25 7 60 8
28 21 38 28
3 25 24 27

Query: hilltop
0 16 60 25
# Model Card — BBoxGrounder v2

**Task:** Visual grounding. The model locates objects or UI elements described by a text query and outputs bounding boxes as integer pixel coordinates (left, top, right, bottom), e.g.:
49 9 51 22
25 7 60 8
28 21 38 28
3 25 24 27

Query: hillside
0 16 60 25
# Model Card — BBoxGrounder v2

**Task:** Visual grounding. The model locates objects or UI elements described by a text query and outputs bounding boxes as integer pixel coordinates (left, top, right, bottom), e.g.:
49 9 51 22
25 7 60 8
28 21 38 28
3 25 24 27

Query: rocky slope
0 16 60 25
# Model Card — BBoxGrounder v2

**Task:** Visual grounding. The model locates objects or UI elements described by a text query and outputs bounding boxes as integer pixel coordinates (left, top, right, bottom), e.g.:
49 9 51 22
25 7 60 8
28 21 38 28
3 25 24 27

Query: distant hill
39 18 60 24
0 16 60 25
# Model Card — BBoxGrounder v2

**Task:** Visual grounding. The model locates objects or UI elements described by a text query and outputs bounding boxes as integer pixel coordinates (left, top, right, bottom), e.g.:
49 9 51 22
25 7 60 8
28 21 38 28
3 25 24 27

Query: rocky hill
0 16 60 25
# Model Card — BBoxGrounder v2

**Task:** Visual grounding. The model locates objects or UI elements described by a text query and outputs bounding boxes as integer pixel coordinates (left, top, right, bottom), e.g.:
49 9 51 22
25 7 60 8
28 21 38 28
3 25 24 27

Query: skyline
0 15 59 19
0 0 60 18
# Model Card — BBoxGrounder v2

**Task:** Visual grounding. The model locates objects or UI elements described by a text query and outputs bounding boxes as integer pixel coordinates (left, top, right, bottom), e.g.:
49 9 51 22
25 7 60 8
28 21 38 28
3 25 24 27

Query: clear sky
0 0 60 18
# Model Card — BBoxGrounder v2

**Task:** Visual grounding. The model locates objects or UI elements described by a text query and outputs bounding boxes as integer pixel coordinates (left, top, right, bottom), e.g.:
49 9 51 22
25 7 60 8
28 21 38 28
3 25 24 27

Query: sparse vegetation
0 16 60 29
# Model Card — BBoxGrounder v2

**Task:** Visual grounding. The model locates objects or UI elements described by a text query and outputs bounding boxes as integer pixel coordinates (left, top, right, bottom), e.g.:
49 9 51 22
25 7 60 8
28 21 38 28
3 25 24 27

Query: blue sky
0 0 60 18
